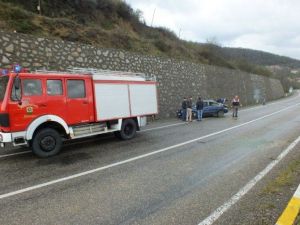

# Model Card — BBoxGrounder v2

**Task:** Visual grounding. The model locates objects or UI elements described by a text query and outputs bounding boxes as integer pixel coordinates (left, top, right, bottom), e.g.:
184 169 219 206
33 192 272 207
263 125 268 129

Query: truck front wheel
115 119 137 140
32 128 62 158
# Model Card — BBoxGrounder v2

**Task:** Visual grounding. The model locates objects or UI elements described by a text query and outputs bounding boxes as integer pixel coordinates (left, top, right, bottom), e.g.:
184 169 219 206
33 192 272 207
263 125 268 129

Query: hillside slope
220 47 300 68
0 0 300 88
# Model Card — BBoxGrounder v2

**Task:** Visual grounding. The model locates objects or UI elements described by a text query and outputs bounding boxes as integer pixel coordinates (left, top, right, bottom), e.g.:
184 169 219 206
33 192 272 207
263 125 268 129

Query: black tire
32 128 62 158
217 110 224 117
116 119 137 140
192 112 197 119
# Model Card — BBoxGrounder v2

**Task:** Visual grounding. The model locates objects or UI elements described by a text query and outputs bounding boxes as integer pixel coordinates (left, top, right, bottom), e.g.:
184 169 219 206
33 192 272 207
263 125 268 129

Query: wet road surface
1 93 300 225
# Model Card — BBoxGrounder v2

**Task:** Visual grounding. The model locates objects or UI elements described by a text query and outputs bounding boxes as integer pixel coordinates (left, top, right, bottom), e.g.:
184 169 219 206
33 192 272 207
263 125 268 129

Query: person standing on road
186 96 193 122
196 97 204 121
181 97 187 121
231 95 240 117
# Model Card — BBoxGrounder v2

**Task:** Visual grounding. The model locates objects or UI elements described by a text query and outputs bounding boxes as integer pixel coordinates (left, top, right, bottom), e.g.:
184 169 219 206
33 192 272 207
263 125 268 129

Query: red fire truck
0 66 158 157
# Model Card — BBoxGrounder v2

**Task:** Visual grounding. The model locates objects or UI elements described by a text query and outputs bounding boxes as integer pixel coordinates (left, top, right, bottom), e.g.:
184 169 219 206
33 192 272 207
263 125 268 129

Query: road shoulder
214 145 300 225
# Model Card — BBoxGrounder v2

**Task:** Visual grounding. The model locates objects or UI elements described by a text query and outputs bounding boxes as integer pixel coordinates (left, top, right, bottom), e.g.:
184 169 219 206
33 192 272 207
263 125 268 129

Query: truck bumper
0 132 12 143
0 132 12 147
0 131 27 147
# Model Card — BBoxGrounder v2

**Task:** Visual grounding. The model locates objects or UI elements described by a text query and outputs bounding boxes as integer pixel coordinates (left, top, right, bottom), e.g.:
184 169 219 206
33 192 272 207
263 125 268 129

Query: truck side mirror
14 76 21 90
13 76 22 102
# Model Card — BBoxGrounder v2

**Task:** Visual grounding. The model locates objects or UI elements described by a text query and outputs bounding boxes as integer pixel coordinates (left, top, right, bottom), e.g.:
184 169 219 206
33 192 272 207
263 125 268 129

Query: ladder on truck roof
67 67 156 81
33 67 156 81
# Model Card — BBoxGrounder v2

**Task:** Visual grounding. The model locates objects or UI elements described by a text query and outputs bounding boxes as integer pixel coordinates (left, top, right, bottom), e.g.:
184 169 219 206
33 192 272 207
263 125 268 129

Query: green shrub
0 2 40 33
156 26 178 40
96 0 116 13
101 19 115 30
154 40 171 52
116 1 132 20
14 20 39 33
232 59 273 76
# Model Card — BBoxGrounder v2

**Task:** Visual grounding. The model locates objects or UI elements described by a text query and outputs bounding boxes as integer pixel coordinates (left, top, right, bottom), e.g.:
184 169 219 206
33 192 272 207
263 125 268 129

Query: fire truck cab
0 66 158 157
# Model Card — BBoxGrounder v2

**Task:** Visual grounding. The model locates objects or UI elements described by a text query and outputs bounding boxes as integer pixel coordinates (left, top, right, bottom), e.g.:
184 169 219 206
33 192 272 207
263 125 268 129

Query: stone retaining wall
0 31 285 117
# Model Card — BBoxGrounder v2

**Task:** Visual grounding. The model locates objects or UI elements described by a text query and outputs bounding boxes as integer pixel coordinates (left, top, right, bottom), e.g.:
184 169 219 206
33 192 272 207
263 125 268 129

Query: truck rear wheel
115 119 137 140
32 128 62 158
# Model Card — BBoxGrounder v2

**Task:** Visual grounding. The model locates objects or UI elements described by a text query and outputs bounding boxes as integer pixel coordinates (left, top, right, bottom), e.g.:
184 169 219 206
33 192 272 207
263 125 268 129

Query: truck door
9 78 46 131
45 79 66 120
65 78 93 125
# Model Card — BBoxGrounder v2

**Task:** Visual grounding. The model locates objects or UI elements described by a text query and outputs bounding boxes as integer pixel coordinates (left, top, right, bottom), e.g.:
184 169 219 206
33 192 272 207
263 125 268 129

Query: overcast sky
126 0 300 60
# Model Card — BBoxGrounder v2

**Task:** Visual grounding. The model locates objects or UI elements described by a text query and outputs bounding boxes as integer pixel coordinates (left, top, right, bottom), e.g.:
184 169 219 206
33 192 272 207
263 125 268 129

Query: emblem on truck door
26 106 33 114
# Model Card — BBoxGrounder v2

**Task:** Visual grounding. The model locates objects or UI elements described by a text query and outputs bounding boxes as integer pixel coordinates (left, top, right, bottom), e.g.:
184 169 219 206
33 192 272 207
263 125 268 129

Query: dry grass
295 214 300 225
262 160 300 195
0 0 285 78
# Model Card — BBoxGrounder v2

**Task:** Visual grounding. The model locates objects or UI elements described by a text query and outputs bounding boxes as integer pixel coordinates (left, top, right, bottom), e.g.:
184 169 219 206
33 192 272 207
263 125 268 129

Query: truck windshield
0 76 9 101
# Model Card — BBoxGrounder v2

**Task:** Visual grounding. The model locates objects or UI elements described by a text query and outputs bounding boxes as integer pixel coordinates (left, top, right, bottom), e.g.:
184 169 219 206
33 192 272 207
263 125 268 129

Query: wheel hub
124 124 133 135
40 135 56 152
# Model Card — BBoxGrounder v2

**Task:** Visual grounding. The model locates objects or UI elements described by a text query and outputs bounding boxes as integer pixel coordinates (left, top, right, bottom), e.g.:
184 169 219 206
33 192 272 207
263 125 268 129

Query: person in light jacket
231 95 240 117
186 96 193 122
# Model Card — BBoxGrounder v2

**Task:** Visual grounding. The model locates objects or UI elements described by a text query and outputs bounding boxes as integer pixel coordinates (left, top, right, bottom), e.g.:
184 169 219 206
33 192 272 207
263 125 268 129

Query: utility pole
37 0 42 15
178 28 182 39
151 8 156 27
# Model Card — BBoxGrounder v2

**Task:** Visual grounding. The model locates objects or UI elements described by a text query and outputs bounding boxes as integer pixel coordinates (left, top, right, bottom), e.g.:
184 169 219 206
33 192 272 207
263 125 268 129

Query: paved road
1 93 300 225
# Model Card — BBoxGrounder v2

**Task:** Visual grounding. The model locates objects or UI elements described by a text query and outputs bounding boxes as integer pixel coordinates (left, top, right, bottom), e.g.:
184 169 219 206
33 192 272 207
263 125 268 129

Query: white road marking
295 184 300 198
1 93 298 159
0 94 298 159
240 98 297 112
197 135 300 225
140 122 185 132
0 103 299 200
0 138 109 159
0 151 30 159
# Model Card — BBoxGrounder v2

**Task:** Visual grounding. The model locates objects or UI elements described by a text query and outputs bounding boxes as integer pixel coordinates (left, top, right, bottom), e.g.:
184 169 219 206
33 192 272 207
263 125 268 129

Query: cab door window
47 80 63 96
11 79 21 101
67 80 86 98
23 79 42 96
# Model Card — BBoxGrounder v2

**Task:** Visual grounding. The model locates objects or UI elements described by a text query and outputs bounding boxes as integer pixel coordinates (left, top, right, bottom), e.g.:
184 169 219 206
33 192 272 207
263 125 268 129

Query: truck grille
0 113 9 127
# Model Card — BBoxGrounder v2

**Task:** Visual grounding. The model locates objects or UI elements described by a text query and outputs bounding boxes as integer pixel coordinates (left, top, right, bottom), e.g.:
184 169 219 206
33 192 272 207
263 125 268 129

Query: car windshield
210 101 219 106
0 75 9 101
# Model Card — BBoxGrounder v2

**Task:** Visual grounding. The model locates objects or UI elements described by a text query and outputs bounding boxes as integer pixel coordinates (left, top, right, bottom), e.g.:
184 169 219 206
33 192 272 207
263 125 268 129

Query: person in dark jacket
181 97 187 121
186 96 193 122
196 97 204 121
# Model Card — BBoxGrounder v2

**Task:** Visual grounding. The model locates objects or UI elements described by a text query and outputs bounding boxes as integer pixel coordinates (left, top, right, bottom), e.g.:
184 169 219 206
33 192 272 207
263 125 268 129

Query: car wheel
115 119 137 140
217 110 224 117
192 112 197 119
32 128 62 158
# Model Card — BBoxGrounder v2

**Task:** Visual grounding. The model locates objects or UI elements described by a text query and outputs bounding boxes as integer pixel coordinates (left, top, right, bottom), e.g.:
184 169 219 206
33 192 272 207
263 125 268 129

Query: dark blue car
177 100 228 119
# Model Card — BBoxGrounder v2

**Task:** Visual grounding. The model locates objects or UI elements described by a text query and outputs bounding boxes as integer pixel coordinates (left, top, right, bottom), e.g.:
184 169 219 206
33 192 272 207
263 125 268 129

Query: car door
203 101 209 115
210 101 221 114
65 78 92 125
206 101 216 114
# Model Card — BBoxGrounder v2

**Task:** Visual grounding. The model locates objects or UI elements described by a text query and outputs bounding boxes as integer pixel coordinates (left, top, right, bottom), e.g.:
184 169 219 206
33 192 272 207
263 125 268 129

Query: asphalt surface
1 93 300 225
